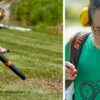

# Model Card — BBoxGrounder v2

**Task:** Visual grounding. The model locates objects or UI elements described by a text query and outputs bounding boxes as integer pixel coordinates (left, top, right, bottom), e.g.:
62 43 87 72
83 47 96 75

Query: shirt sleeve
65 40 70 61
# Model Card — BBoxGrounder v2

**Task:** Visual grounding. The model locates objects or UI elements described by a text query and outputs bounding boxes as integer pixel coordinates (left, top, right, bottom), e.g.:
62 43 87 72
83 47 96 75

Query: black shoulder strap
65 32 91 89
69 32 91 67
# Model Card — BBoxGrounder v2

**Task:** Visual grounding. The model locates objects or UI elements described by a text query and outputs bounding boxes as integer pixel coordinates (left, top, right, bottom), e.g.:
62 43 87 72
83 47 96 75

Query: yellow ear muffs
0 8 5 21
80 6 89 26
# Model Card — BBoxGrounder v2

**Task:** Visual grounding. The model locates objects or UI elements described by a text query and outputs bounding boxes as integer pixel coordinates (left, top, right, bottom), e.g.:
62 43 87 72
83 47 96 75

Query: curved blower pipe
0 53 26 80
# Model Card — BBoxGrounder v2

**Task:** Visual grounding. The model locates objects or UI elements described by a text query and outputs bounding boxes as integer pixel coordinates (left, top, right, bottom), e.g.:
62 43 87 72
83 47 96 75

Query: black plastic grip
0 53 8 63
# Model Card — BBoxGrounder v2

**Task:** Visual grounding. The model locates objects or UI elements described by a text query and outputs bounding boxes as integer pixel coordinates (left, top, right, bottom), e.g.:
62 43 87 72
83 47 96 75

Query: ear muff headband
93 0 100 8
80 6 89 26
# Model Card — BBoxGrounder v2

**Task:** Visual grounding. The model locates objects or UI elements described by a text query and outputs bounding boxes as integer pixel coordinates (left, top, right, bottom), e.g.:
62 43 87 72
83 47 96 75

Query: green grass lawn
0 28 62 100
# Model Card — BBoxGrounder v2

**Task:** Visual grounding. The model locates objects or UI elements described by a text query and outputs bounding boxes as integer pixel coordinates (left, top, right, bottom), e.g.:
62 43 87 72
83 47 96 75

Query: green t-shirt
65 33 100 100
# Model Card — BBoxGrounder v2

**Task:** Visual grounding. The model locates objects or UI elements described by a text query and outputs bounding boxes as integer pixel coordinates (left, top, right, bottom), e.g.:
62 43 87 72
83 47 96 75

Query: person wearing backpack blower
65 0 100 100
0 8 9 54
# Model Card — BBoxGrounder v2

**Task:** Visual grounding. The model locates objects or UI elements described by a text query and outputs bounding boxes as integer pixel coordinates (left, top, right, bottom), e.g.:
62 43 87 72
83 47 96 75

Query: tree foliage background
10 0 62 26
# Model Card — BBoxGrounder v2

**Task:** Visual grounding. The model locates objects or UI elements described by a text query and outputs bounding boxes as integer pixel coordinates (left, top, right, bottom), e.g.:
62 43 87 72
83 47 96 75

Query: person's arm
0 46 10 54
65 61 77 80
65 41 77 80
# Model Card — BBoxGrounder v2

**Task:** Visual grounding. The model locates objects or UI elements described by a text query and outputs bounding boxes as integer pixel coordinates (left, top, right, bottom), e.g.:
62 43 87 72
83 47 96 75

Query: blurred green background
65 0 88 26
